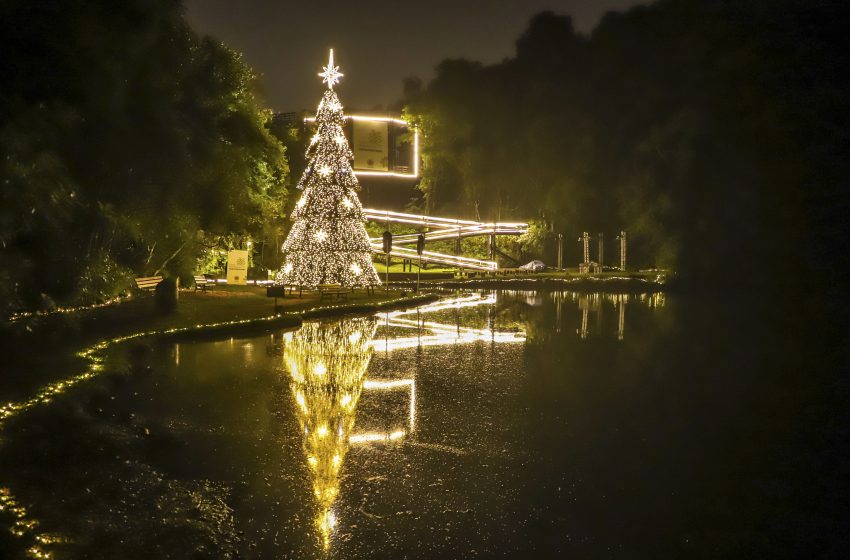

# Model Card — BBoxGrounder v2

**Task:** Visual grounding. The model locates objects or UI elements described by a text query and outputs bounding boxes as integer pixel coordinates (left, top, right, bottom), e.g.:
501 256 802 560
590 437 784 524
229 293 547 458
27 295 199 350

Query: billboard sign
226 250 249 285
353 119 389 171
303 115 419 178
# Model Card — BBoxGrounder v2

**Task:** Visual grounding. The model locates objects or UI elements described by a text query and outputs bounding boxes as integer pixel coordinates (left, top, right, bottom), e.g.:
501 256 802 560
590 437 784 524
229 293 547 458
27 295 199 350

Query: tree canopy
0 0 289 316
404 0 849 289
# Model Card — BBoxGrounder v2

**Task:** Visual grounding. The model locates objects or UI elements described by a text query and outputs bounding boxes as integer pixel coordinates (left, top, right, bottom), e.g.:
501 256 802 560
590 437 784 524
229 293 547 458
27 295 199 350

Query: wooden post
579 232 590 272
598 232 604 270
617 230 627 271
456 225 462 276
557 233 563 269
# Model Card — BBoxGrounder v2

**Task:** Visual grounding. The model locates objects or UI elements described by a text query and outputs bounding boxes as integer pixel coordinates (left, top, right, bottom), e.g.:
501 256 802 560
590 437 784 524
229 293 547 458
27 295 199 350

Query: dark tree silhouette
0 0 289 315
404 1 849 292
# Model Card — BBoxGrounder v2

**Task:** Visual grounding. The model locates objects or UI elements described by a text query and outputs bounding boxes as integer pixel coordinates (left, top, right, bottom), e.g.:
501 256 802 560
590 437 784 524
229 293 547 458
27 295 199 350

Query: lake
0 290 844 558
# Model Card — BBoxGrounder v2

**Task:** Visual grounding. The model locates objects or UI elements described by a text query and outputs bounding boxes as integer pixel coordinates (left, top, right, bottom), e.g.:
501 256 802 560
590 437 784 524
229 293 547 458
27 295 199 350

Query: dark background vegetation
0 0 288 317
1 0 848 315
0 1 848 557
402 0 849 289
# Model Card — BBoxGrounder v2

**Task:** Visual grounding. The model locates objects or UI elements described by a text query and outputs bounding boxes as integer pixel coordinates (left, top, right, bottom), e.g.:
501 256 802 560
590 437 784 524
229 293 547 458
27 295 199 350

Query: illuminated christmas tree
283 317 378 548
276 49 381 288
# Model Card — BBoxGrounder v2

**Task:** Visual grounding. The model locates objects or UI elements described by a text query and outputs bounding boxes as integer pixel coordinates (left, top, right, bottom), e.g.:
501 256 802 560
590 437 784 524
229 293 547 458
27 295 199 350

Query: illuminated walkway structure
362 208 529 271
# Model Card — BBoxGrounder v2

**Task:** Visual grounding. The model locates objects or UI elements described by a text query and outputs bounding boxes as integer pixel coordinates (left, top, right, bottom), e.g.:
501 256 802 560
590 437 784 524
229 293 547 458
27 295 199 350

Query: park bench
193 274 211 292
134 276 163 291
319 284 350 301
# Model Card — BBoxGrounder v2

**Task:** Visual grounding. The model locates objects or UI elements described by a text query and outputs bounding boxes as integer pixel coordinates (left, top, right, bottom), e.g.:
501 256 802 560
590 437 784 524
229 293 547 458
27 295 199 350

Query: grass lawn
10 284 409 345
372 261 457 274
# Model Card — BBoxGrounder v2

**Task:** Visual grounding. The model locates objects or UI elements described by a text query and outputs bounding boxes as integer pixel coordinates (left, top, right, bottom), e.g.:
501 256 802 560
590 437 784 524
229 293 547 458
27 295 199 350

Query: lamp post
416 233 425 293
597 233 604 271
557 233 563 270
579 232 590 273
382 230 392 290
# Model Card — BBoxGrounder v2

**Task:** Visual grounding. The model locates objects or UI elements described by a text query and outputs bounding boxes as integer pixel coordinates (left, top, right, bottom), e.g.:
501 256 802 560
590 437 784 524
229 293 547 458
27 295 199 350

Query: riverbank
0 271 668 399
0 287 439 402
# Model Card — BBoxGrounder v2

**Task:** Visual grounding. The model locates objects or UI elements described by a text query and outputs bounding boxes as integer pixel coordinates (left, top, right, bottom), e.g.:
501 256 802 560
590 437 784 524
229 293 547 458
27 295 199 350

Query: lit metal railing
363 208 528 271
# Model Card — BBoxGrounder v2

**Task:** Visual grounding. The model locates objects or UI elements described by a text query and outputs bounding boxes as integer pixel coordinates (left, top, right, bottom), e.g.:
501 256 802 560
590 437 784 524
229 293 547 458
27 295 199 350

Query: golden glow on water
0 290 664 555
0 313 309 555
356 378 416 436
283 317 378 548
280 291 664 550
282 294 528 550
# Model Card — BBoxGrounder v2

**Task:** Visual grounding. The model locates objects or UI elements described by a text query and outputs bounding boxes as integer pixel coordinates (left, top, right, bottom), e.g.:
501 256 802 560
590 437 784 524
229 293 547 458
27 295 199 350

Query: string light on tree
276 49 381 289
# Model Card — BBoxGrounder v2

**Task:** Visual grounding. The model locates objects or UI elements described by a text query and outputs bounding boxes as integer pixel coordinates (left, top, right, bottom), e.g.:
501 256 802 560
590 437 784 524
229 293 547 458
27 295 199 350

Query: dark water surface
0 290 845 558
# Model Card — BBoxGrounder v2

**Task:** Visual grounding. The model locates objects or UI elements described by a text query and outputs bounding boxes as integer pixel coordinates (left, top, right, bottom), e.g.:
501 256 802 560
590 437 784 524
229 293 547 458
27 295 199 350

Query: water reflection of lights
0 314 308 557
372 330 525 352
497 289 666 309
282 293 526 550
283 318 378 549
543 290 666 340
356 378 416 436
0 487 65 559
349 430 406 444
385 293 497 316
375 294 527 351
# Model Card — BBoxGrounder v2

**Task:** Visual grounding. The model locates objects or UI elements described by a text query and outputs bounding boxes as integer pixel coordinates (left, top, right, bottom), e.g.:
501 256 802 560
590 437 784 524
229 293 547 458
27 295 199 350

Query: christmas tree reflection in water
283 317 378 549
284 294 527 549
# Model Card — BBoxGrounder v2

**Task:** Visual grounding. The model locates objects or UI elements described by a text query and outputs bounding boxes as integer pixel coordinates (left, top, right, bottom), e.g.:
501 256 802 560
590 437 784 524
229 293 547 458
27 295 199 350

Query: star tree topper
319 48 344 89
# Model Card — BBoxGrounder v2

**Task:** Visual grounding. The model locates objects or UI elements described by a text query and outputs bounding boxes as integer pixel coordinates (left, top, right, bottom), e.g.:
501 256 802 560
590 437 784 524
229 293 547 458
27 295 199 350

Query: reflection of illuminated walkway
349 378 415 445
373 294 526 352
282 293 526 550
350 294 526 447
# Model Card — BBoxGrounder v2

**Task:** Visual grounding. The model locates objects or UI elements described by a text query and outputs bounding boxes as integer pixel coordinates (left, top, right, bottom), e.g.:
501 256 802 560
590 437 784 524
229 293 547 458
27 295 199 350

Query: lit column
579 232 590 273
557 233 563 269
598 233 604 270
617 230 627 271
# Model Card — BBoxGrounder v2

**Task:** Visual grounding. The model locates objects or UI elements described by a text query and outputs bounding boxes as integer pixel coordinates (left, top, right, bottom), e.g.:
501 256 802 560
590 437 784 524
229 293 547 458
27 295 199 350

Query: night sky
185 0 644 113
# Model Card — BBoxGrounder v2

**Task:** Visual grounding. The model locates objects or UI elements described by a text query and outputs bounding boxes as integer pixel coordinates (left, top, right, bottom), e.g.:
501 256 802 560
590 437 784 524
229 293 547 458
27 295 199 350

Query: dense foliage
0 0 288 316
404 0 848 287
